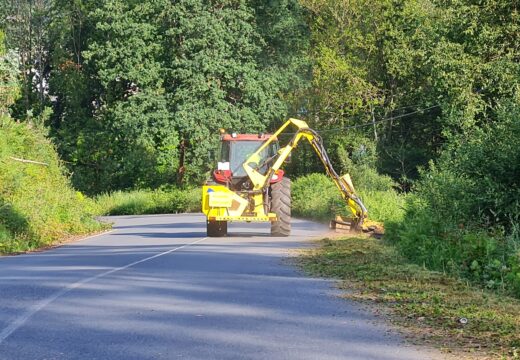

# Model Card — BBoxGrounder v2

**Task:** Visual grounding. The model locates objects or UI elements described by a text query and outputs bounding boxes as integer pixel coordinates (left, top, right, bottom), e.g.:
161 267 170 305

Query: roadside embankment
294 170 520 358
0 119 105 254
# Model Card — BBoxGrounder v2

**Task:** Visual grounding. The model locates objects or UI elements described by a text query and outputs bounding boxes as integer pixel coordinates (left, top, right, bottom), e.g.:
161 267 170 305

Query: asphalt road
0 214 446 360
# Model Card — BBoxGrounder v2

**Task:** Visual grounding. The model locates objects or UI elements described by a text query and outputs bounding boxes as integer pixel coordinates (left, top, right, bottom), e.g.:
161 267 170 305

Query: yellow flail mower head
329 173 368 233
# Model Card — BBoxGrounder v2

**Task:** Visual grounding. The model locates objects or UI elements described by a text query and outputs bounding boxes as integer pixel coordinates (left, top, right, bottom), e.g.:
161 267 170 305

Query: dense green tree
161 0 306 183
298 0 519 187
251 0 311 119
0 0 51 118
0 29 21 114
77 0 177 192
8 0 516 196
43 0 310 193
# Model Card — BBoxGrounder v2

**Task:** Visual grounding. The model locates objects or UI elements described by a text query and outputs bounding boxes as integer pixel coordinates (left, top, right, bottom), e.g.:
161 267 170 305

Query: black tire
270 177 291 237
207 220 227 237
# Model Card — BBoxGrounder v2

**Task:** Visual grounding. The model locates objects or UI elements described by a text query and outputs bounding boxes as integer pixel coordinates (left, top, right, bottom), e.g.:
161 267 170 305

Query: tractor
201 118 368 237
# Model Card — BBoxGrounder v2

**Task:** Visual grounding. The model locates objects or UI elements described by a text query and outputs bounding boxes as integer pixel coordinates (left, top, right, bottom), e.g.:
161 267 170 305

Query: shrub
292 172 405 224
387 195 520 297
359 188 406 224
95 188 201 216
292 173 338 222
350 164 396 192
0 118 104 254
386 101 520 297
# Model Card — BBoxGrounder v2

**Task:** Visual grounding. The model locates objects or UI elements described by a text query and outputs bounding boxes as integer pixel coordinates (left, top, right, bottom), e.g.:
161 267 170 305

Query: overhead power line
318 104 441 133
278 104 441 136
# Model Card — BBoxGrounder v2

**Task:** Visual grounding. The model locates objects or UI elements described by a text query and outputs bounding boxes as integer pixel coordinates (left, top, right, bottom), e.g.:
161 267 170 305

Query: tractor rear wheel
270 177 291 237
207 220 227 237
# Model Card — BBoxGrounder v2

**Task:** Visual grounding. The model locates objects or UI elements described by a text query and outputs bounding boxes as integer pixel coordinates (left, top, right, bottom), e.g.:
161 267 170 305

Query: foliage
59 0 179 193
95 188 201 216
297 0 443 184
292 173 337 221
292 172 404 224
294 0 520 300
298 0 520 187
0 0 51 118
300 236 520 358
0 0 519 307
387 101 520 297
0 118 104 254
0 30 20 115
12 0 311 194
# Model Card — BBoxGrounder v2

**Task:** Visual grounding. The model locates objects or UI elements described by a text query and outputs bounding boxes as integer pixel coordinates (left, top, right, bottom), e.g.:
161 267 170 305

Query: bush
387 195 520 297
386 101 520 297
95 187 201 216
292 172 405 224
359 189 405 224
292 173 338 222
0 119 104 254
350 164 396 192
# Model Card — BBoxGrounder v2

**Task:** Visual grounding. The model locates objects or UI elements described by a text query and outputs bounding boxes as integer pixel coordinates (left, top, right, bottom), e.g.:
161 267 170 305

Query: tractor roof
221 133 276 141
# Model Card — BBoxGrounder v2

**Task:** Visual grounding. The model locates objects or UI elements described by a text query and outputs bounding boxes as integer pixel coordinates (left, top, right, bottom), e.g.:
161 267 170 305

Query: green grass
386 194 520 299
292 173 405 224
94 188 201 216
300 236 520 359
0 117 203 254
0 118 106 254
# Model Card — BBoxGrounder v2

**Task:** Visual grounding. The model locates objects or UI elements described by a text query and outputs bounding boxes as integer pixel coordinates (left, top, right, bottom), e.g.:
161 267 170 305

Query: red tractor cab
213 133 284 190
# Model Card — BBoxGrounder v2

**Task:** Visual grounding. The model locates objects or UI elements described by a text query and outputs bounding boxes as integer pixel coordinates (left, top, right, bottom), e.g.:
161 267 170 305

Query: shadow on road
0 215 429 360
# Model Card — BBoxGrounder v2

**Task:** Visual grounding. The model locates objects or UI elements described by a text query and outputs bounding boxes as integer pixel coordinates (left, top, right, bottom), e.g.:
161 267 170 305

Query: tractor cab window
220 140 278 178
220 141 230 162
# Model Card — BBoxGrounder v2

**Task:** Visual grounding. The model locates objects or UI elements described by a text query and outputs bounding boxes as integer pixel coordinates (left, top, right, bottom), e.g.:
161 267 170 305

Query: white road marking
0 236 209 344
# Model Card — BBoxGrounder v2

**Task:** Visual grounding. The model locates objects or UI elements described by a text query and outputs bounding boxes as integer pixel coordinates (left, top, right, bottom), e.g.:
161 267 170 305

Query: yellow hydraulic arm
243 118 368 226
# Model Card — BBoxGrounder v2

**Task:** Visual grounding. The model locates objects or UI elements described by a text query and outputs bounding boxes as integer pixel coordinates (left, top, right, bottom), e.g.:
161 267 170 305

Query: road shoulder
297 235 520 360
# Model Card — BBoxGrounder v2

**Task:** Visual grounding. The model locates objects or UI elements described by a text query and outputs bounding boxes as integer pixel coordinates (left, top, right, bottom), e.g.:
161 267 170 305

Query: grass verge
299 236 520 359
94 188 201 216
292 173 405 224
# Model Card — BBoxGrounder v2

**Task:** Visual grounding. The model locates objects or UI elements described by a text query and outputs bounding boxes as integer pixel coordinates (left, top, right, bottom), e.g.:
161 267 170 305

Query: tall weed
0 119 104 254
95 188 201 216
386 101 520 297
292 173 405 223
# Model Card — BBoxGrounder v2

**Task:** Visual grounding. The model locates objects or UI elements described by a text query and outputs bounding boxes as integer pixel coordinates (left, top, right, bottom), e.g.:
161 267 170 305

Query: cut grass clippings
299 236 520 359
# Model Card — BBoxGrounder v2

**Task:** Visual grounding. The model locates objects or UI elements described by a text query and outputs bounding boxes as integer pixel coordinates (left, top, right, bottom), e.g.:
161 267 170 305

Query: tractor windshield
220 140 277 178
